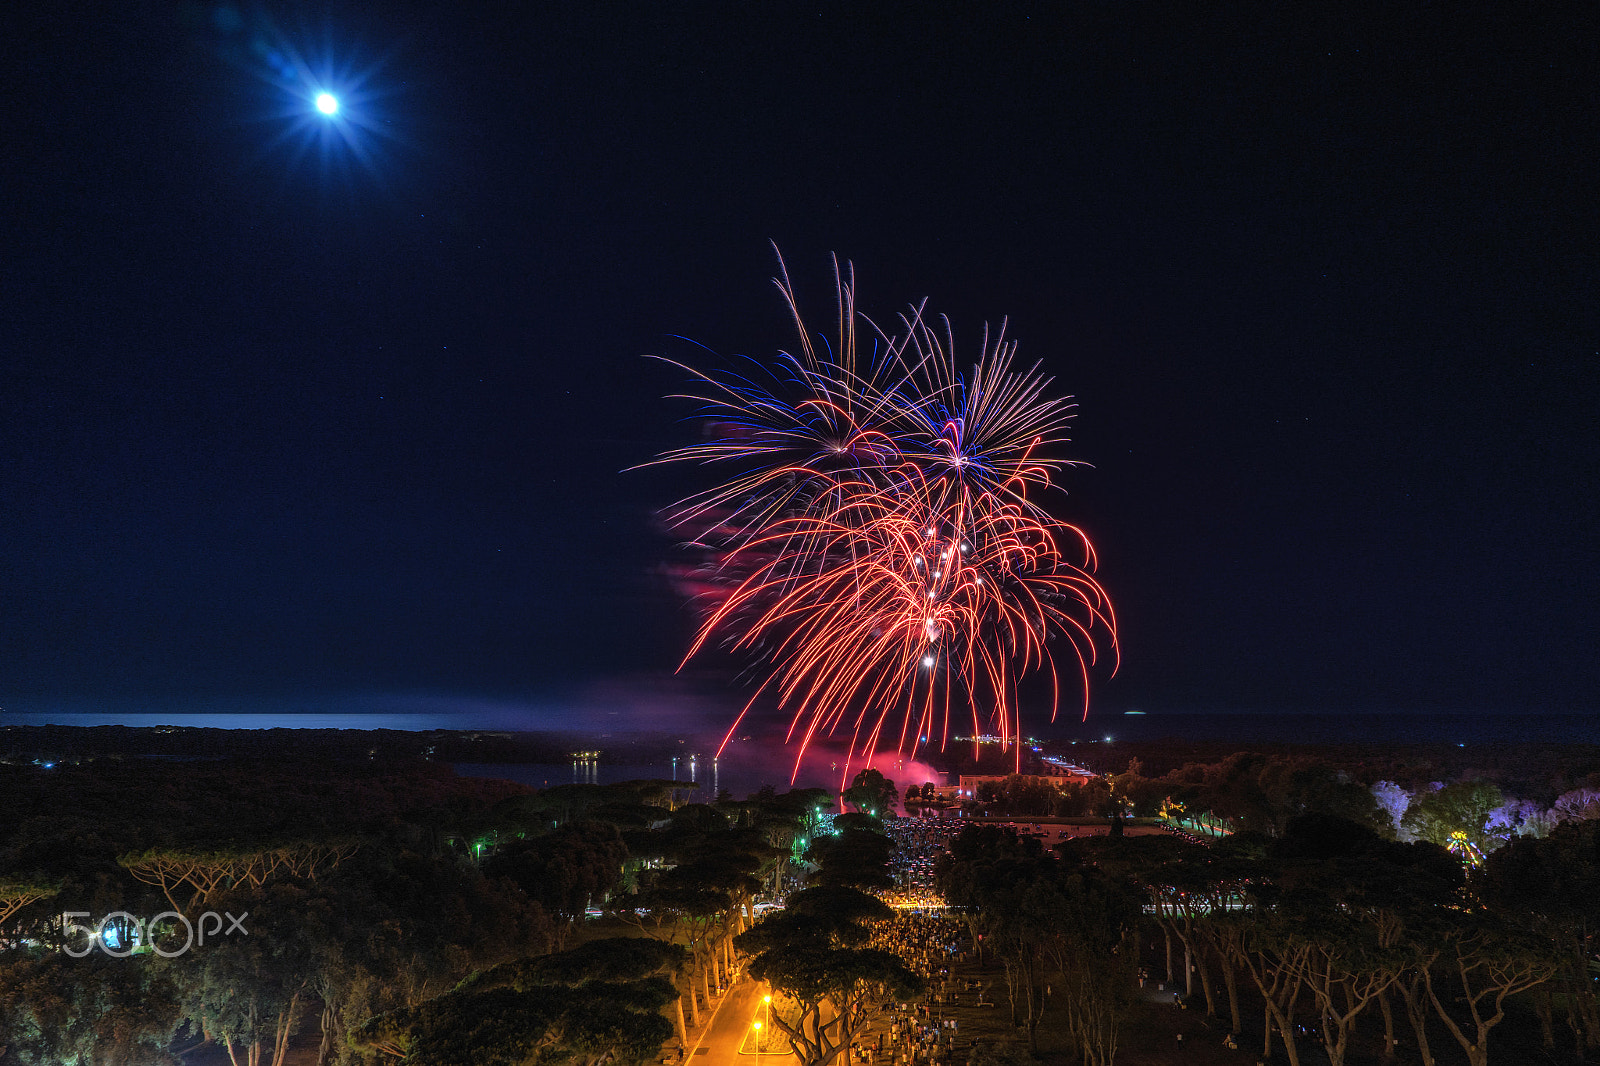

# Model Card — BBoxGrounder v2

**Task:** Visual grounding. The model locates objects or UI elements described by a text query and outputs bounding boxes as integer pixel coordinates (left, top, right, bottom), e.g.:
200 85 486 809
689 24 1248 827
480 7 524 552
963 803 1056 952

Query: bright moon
315 92 339 115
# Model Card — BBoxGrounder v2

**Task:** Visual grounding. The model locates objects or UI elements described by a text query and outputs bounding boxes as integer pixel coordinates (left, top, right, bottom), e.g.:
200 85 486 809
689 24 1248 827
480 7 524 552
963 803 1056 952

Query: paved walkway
682 971 801 1066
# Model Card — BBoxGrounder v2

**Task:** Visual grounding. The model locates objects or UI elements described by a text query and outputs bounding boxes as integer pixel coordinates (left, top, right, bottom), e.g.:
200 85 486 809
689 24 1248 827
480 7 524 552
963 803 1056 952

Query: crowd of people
851 824 980 1066
843 814 1161 1065
880 819 967 906
868 909 968 978
802 812 1237 1065
853 1003 969 1066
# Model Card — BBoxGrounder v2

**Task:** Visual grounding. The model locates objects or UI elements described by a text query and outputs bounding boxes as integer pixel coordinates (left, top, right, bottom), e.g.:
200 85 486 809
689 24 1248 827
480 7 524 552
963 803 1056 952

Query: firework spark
642 251 1116 778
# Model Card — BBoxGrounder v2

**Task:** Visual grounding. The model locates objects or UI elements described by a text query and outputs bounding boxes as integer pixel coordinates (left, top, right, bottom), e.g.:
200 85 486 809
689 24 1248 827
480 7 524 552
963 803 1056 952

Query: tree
0 950 181 1066
737 886 921 1066
279 842 555 1063
996 775 1060 817
1423 920 1558 1066
1403 781 1505 856
940 827 1137 1063
828 812 884 834
842 769 898 818
1551 787 1600 824
1371 780 1411 838
1481 819 1600 1055
805 828 894 891
164 882 317 1066
486 934 688 987
483 819 627 948
1083 831 1267 1036
747 943 921 1066
664 850 764 999
1200 753 1282 834
351 938 685 1066
620 879 730 1032
1053 777 1106 818
745 789 822 896
737 822 921 1066
1048 859 1140 1066
618 812 767 1033
1197 753 1383 837
1269 815 1462 1066
0 874 60 927
117 839 358 915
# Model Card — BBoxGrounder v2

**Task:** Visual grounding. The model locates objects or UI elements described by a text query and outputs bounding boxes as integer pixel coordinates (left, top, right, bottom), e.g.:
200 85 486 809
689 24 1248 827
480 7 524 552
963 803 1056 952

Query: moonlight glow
220 12 403 192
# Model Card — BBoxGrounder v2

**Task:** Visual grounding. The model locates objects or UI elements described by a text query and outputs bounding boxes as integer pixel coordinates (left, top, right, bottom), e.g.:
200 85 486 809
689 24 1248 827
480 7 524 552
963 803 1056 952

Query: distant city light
315 92 339 115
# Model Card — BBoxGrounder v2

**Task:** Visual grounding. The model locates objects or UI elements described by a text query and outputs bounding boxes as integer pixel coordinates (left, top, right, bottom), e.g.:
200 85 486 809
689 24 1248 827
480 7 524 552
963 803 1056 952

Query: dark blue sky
3 2 1595 728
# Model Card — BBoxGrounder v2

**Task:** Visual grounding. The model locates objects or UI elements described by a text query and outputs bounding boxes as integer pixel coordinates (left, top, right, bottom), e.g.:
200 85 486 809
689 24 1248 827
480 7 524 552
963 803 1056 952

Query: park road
688 974 802 1066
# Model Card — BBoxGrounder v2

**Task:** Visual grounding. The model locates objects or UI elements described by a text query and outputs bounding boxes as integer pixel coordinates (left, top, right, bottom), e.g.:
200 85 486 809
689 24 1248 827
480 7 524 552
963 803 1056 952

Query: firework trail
642 251 1116 778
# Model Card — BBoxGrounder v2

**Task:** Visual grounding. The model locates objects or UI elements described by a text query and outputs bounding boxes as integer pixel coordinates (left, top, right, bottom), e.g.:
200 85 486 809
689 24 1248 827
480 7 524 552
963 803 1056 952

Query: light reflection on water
0 712 819 798
452 753 875 800
453 762 730 794
451 754 827 800
1 713 939 797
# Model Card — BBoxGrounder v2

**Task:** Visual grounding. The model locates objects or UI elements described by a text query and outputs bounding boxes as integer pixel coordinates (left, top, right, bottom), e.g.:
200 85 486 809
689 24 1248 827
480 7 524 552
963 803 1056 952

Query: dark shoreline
0 723 690 765
4 723 1596 803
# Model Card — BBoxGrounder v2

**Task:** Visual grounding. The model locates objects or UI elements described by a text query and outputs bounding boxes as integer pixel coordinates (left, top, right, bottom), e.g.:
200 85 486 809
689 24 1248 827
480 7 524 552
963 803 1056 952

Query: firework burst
642 251 1116 778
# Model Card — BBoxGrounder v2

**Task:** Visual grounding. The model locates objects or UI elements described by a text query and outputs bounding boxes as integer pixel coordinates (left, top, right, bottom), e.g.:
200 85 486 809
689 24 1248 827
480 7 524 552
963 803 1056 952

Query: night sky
4 3 1596 730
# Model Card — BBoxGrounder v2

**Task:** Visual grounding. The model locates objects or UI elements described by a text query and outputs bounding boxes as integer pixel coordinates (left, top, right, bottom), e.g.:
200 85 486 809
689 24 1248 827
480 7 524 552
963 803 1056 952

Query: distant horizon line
2 708 1590 730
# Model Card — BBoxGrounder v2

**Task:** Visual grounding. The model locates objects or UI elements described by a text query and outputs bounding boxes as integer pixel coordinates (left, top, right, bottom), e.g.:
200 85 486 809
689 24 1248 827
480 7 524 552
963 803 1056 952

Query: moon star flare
644 252 1118 780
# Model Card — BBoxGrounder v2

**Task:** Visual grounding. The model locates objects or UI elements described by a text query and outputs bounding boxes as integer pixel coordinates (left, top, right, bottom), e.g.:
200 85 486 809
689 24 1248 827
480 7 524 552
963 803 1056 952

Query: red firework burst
641 251 1117 779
